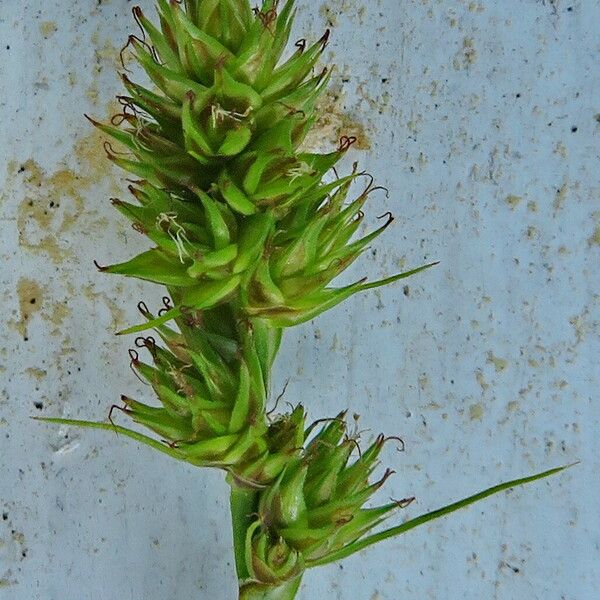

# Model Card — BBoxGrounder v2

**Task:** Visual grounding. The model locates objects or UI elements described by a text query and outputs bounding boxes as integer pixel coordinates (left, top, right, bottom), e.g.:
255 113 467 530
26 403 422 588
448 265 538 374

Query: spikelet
240 413 413 590
90 0 433 336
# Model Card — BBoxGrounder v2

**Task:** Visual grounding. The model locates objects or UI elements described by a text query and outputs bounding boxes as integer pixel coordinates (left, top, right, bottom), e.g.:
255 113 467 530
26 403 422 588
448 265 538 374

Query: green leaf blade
307 463 576 567
33 417 186 461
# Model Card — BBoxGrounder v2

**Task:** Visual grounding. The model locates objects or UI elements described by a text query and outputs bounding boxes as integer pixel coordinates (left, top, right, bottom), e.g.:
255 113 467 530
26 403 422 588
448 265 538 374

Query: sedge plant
37 2 571 598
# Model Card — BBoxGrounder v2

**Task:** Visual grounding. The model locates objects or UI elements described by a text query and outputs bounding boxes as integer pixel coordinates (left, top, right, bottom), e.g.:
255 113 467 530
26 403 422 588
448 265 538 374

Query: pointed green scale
181 274 241 312
306 479 389 530
228 360 252 433
298 148 346 179
129 182 201 224
239 450 297 487
90 118 138 152
218 126 253 156
259 459 307 529
267 406 306 455
260 0 297 77
188 342 235 403
196 408 231 436
134 6 182 71
109 200 184 257
155 0 180 52
275 172 360 217
218 1 253 52
123 398 195 440
248 530 303 585
261 30 330 103
107 154 159 184
276 524 334 554
303 441 355 509
236 4 291 89
144 341 186 373
214 65 263 111
153 384 198 418
240 152 278 195
195 190 232 248
270 212 330 280
250 176 306 206
218 171 258 214
331 503 401 545
335 435 386 498
104 249 197 287
323 215 395 267
304 412 347 449
195 0 221 32
218 426 267 466
191 408 229 438
276 461 309 528
318 202 368 258
277 255 357 299
171 4 235 84
132 36 206 101
150 323 191 362
239 330 268 416
182 91 219 162
253 70 329 133
232 211 275 274
121 74 181 127
179 432 240 462
152 379 196 418
250 319 283 386
187 244 238 278
131 360 190 413
247 259 287 306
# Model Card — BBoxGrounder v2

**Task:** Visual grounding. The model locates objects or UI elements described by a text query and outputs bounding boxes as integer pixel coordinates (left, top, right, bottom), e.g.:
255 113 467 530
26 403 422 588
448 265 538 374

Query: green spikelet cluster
242 414 409 590
37 1 570 598
80 0 434 484
92 0 433 332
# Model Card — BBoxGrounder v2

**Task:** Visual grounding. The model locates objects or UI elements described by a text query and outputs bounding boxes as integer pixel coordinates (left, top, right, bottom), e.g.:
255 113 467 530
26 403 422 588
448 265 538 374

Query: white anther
286 161 315 183
167 363 194 396
210 103 252 128
156 212 192 263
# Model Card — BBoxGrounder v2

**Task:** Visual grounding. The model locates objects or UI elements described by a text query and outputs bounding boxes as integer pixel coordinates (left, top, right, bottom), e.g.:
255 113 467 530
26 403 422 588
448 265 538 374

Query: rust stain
10 102 120 266
319 1 366 27
39 21 58 39
554 182 568 210
82 284 125 331
42 300 71 328
469 403 484 420
302 87 371 152
25 367 47 380
589 226 600 246
475 369 489 391
13 279 44 340
487 351 508 372
453 37 478 70
505 194 522 209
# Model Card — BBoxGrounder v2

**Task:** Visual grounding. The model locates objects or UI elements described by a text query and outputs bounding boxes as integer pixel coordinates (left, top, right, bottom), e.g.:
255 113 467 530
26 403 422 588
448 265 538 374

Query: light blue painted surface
0 1 597 599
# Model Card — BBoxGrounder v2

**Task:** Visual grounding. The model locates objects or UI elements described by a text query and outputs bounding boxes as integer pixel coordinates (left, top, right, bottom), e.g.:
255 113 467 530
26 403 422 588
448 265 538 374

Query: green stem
229 483 258 581
229 481 302 600
239 577 302 600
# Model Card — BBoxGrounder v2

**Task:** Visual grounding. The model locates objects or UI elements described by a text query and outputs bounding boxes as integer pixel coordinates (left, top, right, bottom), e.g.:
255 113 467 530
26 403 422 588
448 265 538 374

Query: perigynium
36 2 572 598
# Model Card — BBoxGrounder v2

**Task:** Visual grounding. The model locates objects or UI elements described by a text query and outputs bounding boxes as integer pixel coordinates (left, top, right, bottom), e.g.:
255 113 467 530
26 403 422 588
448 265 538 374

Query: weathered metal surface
0 1 597 598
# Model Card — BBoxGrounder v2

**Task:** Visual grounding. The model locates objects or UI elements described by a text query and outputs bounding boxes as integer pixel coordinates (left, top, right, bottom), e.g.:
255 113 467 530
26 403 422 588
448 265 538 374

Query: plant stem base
239 577 302 600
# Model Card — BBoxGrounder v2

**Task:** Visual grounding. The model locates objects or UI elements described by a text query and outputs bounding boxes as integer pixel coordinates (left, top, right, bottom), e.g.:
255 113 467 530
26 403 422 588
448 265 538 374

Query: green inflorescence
38 2 571 598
